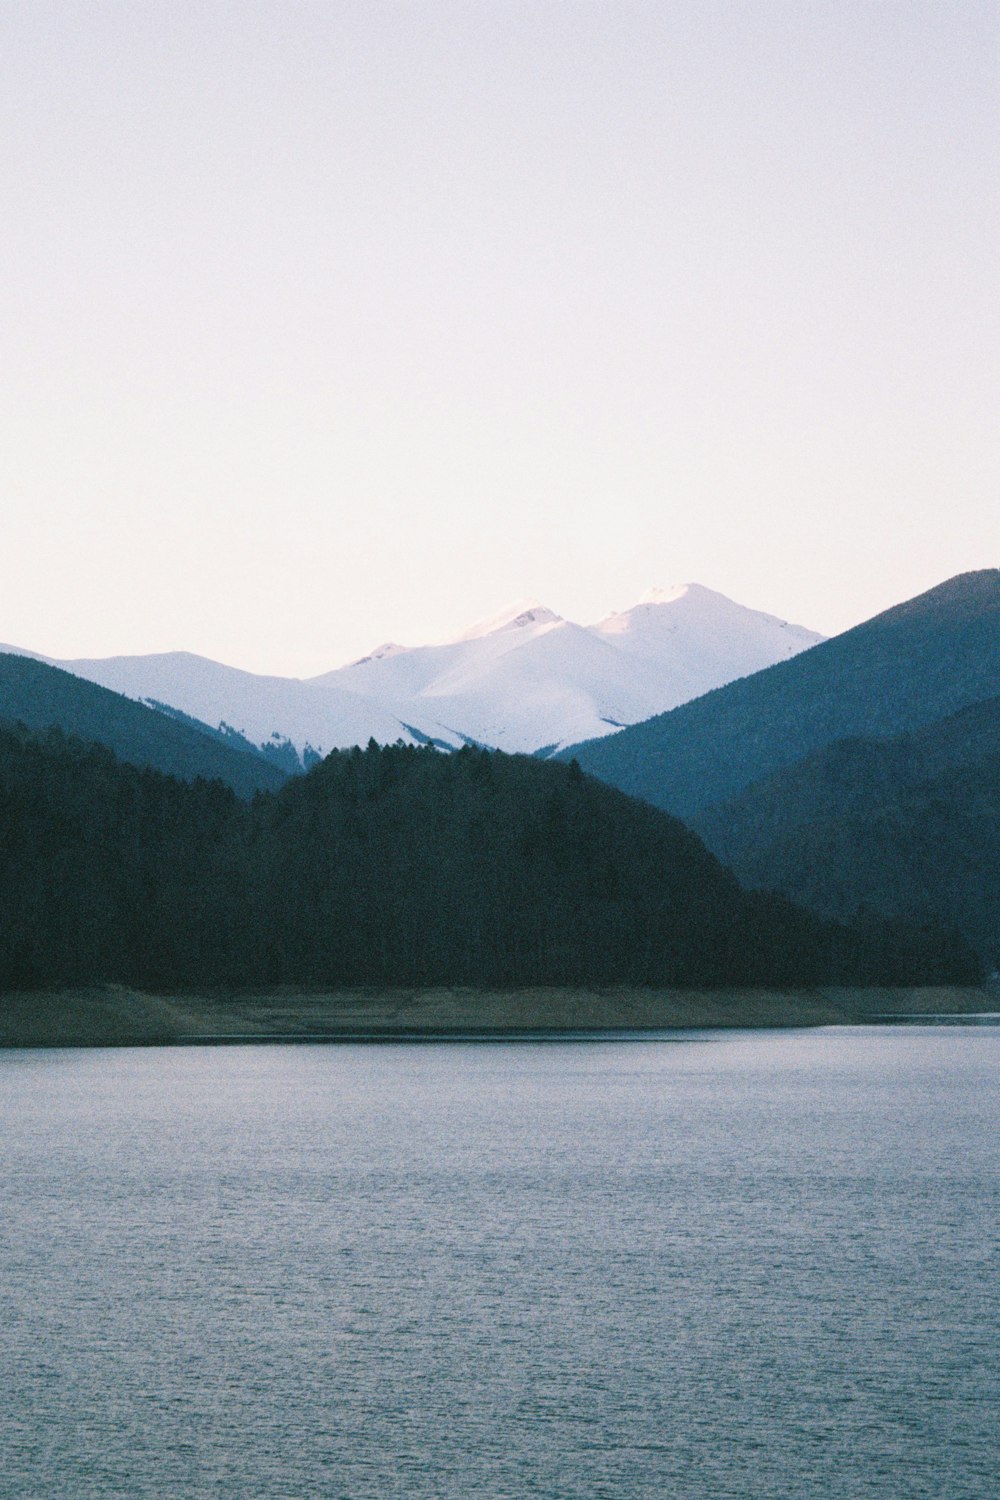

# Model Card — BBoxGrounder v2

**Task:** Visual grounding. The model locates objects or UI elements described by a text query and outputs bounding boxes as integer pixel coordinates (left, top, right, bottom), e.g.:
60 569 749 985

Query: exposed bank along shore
0 984 995 1047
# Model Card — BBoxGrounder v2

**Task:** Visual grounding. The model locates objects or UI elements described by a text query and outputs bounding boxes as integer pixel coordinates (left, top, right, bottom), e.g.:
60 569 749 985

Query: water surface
1 1027 997 1498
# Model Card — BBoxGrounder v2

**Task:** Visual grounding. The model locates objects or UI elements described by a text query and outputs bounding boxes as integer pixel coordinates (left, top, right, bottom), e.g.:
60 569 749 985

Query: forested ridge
0 652 286 796
0 725 976 991
560 570 1000 818
692 697 1000 966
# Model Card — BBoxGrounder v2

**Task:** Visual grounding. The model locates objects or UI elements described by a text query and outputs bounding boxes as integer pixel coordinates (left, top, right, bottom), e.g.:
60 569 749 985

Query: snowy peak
599 581 769 627
636 584 690 606
9 581 826 763
311 583 823 755
450 599 563 643
348 642 406 668
588 583 825 713
594 582 820 640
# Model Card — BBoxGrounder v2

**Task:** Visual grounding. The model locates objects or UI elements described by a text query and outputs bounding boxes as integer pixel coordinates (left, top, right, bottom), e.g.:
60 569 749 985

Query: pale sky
2 1 997 675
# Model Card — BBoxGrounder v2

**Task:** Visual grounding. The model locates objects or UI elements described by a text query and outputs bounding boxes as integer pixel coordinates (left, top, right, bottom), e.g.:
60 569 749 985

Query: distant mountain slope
321 605 669 754
692 697 1000 965
0 653 287 797
589 584 821 700
142 699 316 775
4 584 821 761
0 728 975 992
55 650 425 762
560 571 1000 819
321 586 823 753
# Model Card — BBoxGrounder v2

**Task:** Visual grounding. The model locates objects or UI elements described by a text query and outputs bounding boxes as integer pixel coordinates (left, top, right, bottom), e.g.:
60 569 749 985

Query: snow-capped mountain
318 601 664 754
591 584 823 704
48 650 429 759
21 585 823 762
318 585 823 753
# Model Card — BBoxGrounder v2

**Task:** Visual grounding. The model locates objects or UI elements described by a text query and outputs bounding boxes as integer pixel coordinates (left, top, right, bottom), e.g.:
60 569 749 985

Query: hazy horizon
3 2 997 675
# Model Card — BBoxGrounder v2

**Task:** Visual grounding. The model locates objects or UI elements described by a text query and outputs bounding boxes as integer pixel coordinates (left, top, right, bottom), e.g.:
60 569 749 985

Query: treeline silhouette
0 724 979 992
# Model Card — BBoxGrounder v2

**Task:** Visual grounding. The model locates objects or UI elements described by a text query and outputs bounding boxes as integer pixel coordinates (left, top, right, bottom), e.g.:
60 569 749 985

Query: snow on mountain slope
350 618 666 754
52 651 424 759
317 602 567 709
315 602 657 752
589 584 825 713
18 584 824 762
316 587 823 754
452 600 564 643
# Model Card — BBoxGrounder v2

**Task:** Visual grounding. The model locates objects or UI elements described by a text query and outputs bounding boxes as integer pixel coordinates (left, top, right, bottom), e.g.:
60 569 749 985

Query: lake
1 1026 997 1498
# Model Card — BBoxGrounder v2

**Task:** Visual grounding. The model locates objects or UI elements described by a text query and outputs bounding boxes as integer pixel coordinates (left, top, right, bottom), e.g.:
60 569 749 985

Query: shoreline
0 983 995 1049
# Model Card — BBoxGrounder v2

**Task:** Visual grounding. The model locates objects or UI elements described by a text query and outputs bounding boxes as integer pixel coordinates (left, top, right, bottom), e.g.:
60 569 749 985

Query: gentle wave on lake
1 1026 998 1498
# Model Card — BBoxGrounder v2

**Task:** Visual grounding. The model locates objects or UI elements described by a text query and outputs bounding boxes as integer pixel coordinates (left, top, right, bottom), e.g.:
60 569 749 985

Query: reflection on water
1 1026 998 1499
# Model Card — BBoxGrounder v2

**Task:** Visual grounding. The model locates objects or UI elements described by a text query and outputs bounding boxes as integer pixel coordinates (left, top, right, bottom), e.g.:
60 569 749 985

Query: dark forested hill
0 653 287 797
692 697 1000 966
559 571 1000 819
0 728 975 992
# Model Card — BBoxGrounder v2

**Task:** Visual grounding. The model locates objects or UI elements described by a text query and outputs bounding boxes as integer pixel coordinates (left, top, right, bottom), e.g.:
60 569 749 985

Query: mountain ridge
0 653 287 796
13 583 823 762
559 570 1000 819
691 696 1000 965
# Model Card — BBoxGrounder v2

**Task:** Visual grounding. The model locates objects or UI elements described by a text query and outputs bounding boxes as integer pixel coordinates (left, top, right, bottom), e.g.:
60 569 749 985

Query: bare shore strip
0 984 995 1048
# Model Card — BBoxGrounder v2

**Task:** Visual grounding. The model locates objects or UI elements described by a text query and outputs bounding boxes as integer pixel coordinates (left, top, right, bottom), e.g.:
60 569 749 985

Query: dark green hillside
560 570 1000 819
692 697 1000 965
0 728 974 992
0 653 287 797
